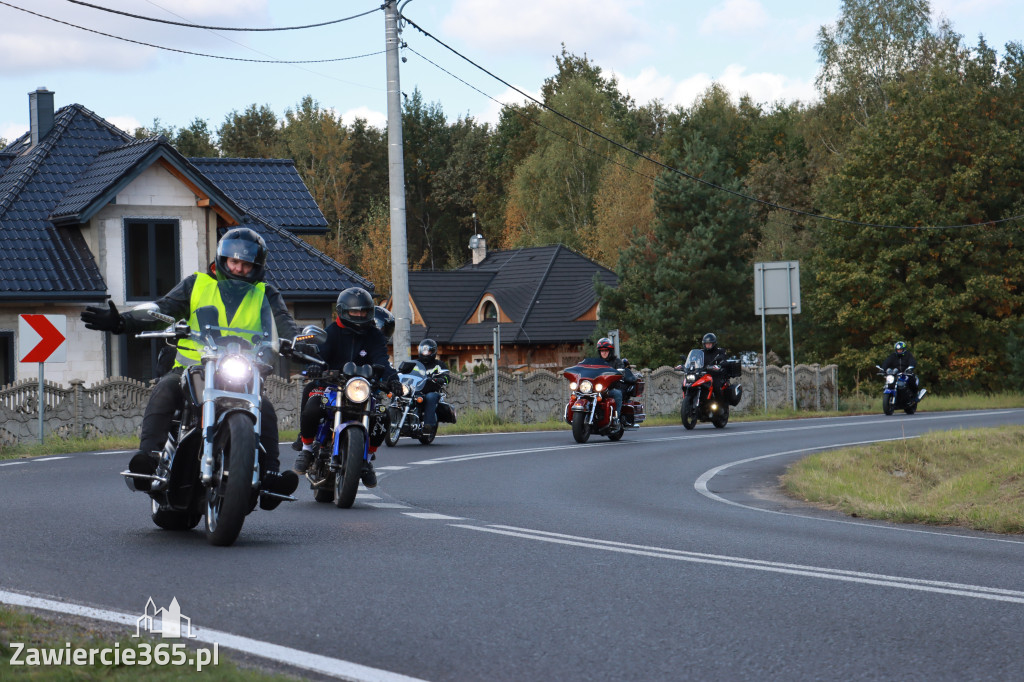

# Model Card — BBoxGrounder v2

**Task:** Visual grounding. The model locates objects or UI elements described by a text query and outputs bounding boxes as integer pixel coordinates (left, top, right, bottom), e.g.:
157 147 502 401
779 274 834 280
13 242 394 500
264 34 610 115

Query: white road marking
358 493 382 500
0 462 25 467
403 513 464 520
31 456 70 462
375 466 410 471
694 438 1024 545
453 524 1024 604
365 503 411 509
0 590 428 682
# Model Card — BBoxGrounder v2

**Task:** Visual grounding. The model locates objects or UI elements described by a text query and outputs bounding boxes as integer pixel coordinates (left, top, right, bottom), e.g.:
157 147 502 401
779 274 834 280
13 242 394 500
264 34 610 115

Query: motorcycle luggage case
728 383 743 406
725 359 742 378
437 401 457 424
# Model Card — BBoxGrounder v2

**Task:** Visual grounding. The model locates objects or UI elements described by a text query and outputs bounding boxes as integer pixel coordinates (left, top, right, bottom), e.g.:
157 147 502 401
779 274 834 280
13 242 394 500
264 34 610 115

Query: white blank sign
754 261 800 315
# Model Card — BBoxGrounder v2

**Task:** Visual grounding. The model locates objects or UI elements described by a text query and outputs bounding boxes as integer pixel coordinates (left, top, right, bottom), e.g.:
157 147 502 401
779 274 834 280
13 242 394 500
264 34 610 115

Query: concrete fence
0 364 837 446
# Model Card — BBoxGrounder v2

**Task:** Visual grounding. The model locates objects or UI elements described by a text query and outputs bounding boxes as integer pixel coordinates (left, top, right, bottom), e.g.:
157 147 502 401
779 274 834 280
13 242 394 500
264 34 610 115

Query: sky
1 0 1022 144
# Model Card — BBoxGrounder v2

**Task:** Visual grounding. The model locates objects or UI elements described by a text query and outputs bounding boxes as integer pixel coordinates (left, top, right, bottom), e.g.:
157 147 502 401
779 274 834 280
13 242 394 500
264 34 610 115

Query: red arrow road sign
20 314 67 363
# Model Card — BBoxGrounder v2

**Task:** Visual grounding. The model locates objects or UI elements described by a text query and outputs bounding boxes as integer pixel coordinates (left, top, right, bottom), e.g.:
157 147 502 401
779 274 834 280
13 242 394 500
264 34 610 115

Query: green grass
0 606 295 680
782 425 1024 534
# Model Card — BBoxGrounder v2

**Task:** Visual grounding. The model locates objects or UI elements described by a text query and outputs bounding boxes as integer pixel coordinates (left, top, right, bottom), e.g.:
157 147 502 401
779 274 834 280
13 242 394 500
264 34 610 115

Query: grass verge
0 605 293 680
781 425 1024 534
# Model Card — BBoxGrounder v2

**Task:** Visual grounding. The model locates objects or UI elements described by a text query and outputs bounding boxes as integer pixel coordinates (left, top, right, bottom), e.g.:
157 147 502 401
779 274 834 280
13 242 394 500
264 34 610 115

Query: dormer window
482 300 497 320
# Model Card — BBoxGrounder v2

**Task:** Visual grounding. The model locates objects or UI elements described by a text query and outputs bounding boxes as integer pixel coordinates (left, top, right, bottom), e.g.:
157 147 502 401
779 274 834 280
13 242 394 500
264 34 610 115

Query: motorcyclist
882 341 924 401
293 288 400 487
701 333 729 401
593 337 635 428
398 339 448 439
80 226 301 508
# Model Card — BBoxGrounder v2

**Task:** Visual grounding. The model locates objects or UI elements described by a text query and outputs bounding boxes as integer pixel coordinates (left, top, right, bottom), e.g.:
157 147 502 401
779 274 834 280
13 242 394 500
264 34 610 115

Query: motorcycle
302 363 391 508
562 359 646 443
385 361 456 446
677 349 742 430
122 303 326 546
876 365 922 415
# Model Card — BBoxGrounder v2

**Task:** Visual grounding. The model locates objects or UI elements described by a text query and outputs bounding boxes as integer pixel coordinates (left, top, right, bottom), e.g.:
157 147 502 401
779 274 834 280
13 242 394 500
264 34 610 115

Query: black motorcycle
122 303 325 546
876 364 923 415
385 360 456 446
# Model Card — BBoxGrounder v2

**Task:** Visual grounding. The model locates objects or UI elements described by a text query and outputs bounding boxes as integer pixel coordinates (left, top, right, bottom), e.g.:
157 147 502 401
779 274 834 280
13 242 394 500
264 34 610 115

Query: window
125 219 179 300
0 331 13 386
122 219 180 381
482 300 497 321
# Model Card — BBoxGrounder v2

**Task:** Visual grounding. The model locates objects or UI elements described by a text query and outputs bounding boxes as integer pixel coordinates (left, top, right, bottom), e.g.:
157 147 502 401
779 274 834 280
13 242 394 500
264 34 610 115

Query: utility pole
385 0 411 364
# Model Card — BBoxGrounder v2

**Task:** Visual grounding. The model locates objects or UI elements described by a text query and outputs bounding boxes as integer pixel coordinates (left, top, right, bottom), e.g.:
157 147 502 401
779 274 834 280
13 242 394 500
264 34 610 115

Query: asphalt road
2 409 1023 681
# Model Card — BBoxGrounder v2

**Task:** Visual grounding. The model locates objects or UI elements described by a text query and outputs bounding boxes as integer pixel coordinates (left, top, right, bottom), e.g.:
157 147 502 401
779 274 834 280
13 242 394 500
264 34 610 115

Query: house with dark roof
0 88 369 386
391 236 618 371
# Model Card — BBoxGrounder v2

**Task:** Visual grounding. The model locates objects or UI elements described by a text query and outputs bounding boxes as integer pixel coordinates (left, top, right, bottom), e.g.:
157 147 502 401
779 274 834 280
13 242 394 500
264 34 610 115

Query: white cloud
699 0 770 36
442 0 648 58
475 85 543 126
0 32 156 73
341 106 386 130
614 65 817 110
106 116 144 136
2 122 27 143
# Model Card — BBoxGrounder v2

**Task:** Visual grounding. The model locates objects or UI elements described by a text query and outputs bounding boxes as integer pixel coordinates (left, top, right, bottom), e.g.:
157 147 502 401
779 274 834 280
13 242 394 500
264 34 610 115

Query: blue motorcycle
304 362 388 507
876 364 922 415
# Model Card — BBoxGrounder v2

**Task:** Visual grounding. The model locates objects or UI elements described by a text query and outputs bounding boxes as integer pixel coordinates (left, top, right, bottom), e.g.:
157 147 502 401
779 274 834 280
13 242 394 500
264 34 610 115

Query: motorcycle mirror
297 325 327 345
131 302 174 325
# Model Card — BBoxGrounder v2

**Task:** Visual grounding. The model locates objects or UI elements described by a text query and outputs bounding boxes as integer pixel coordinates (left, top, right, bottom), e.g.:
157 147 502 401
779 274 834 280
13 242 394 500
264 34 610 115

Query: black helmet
596 337 615 354
216 226 267 283
702 333 717 348
418 338 437 360
895 341 907 354
336 287 374 331
373 306 395 340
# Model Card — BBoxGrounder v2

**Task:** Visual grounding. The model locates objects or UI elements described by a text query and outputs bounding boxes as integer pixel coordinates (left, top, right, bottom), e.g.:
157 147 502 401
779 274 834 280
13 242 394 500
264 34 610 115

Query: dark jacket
703 345 728 368
883 350 917 373
121 268 300 340
318 319 397 383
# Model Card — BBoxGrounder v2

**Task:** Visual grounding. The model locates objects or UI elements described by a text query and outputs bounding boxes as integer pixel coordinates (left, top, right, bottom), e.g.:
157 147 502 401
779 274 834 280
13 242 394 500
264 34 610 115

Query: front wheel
882 394 895 415
607 417 625 441
384 406 402 447
334 427 365 509
205 413 256 546
712 405 729 429
571 411 590 443
681 395 697 430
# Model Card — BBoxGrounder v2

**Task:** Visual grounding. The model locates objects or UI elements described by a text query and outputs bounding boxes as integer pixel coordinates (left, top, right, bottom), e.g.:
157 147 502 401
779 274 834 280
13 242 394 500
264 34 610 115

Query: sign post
18 314 67 443
754 263 801 411
492 325 501 416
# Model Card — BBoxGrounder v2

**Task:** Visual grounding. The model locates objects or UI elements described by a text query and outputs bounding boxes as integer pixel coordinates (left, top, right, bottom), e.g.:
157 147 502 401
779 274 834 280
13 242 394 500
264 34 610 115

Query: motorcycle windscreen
684 349 704 370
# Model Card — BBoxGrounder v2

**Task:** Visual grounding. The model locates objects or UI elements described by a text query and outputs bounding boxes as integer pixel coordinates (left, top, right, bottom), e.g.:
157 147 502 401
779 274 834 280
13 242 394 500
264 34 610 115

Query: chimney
469 233 487 265
29 87 55 146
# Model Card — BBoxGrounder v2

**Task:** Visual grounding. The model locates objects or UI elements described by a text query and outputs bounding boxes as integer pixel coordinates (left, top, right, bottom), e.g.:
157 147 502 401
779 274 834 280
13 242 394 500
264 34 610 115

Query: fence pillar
70 379 84 437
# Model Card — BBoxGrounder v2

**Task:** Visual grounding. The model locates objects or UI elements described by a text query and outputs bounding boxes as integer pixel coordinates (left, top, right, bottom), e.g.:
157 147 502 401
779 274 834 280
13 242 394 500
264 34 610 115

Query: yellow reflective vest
174 273 267 368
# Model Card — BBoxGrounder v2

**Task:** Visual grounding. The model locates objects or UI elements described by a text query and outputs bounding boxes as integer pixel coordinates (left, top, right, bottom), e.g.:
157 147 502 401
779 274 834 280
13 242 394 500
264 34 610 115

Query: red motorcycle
677 349 742 429
563 359 646 443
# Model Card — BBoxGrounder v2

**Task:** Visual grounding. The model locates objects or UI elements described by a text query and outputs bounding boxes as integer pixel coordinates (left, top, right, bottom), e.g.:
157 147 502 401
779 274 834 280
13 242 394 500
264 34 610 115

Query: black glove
294 342 319 357
81 300 124 333
304 363 323 379
387 379 404 395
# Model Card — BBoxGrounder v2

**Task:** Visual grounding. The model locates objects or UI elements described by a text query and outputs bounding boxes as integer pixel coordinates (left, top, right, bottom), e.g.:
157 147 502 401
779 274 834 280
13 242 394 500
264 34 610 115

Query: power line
0 1 384 64
63 0 381 31
400 15 1024 232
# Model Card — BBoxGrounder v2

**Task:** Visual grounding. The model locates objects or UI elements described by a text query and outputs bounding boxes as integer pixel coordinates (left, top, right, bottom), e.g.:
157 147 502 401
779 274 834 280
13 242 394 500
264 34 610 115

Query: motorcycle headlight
579 380 593 393
569 381 579 391
686 374 697 382
219 355 252 383
345 377 372 404
595 382 605 392
886 375 895 385
402 383 412 397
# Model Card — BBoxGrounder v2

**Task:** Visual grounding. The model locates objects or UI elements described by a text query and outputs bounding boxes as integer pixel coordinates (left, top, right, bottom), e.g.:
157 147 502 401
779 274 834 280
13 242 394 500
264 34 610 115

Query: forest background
7 0 1021 394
